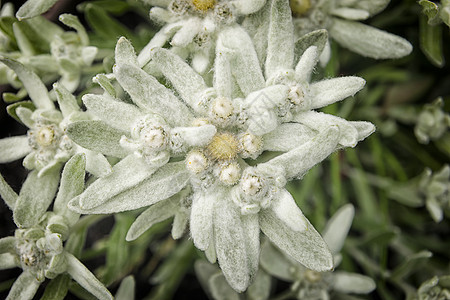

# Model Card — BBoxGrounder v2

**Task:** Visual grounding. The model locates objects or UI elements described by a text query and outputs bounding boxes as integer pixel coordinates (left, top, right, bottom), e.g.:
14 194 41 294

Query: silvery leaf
0 136 31 164
265 0 294 78
115 276 135 300
6 270 41 300
322 204 355 255
262 123 316 152
259 209 333 272
69 161 190 214
309 76 366 109
82 94 143 132
115 36 138 66
0 57 53 110
332 271 376 294
213 190 250 292
218 26 265 95
53 154 85 227
76 155 158 210
262 126 340 179
0 253 18 270
295 45 319 83
65 252 113 300
260 240 295 281
126 196 178 241
67 120 130 158
16 0 58 20
209 273 240 300
84 149 112 178
331 8 370 20
190 190 217 251
114 63 193 127
14 167 60 228
294 29 328 65
247 269 271 300
148 47 207 113
59 14 89 46
293 111 359 148
269 189 307 232
53 82 80 118
330 18 412 59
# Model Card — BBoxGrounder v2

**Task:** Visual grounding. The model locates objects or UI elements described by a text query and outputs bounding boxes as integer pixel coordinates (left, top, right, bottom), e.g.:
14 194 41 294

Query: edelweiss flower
69 17 373 290
0 155 113 300
138 0 266 73
0 57 111 178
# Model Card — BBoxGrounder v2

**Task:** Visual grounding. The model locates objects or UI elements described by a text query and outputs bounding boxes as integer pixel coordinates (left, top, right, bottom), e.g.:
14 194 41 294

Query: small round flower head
192 117 211 127
186 150 210 174
132 114 169 151
218 162 241 185
241 172 264 196
210 96 235 124
26 120 74 171
15 229 64 281
239 132 263 159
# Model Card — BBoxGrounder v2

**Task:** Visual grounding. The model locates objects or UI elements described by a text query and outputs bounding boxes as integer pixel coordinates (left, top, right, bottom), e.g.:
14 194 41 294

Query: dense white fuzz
219 162 241 185
186 150 210 174
270 189 308 232
239 132 263 159
190 190 216 250
210 96 235 122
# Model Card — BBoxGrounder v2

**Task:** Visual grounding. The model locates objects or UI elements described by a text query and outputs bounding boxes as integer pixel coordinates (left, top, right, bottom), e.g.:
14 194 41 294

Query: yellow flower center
304 269 322 283
36 127 55 147
206 132 239 160
290 0 311 17
192 0 216 11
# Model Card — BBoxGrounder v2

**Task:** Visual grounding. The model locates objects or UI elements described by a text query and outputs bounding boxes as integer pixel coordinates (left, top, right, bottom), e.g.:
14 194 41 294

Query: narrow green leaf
115 276 135 300
58 14 89 46
419 15 444 67
41 274 71 300
0 173 18 210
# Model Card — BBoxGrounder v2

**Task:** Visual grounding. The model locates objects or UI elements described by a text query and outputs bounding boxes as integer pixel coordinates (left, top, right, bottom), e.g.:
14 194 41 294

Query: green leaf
6 101 35 124
390 250 433 280
209 273 240 300
115 276 135 300
53 82 80 118
53 154 85 227
16 0 58 20
102 214 134 285
419 15 444 67
0 173 18 210
14 167 61 228
41 274 71 300
84 3 132 41
294 29 328 65
0 16 18 44
418 0 441 25
66 120 130 158
65 252 113 300
58 14 89 46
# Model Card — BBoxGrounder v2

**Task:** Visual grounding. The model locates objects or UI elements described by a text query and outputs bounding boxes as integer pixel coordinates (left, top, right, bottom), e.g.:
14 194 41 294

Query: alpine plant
66 0 375 292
